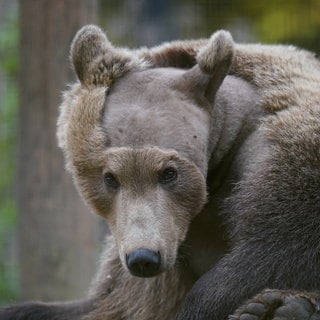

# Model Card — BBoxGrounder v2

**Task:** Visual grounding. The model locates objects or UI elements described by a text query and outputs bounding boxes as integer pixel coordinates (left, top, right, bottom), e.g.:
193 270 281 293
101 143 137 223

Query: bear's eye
159 167 178 184
104 173 120 190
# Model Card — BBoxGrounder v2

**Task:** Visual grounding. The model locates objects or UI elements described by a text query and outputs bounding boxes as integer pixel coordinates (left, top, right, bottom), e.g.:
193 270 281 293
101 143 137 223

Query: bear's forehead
101 68 209 168
105 67 186 105
103 69 209 142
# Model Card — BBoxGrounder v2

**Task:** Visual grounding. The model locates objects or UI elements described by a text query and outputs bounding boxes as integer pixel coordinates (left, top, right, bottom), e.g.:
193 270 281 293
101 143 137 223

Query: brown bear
1 25 320 320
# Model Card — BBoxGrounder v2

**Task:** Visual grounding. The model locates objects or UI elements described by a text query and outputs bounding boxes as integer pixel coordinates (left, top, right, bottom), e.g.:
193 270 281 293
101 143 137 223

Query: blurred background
0 0 319 305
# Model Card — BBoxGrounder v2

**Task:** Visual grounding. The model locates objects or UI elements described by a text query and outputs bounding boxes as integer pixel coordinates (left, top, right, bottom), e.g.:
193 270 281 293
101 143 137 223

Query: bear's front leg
231 289 320 320
177 104 320 320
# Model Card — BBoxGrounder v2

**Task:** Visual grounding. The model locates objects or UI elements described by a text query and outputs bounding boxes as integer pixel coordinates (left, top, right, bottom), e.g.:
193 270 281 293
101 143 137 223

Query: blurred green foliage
241 0 320 43
0 5 19 303
187 0 320 51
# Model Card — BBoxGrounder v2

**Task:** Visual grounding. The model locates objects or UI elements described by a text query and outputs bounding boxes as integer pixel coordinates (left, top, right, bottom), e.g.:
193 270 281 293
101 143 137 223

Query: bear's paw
230 289 320 320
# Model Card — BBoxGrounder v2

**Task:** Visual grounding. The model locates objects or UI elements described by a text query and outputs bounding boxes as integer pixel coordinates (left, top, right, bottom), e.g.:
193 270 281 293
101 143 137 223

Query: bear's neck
207 75 263 186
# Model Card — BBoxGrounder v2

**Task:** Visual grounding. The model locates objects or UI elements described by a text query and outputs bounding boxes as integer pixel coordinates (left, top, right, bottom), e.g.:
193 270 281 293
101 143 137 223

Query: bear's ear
197 30 234 100
70 25 147 87
176 30 235 104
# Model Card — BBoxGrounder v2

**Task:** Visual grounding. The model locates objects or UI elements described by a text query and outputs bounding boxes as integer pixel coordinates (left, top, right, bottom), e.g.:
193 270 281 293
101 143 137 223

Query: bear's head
57 25 234 277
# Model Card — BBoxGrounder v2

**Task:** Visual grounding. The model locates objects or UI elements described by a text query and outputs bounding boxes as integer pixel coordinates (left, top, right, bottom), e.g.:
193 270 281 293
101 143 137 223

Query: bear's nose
126 248 161 277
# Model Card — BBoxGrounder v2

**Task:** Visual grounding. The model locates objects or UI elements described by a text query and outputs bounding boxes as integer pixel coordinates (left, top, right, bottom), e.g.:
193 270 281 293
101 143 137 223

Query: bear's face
74 144 207 279
58 25 234 277
97 147 206 276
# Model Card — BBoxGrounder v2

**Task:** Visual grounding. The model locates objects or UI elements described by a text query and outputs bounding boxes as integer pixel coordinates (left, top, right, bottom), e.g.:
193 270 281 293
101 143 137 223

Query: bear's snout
126 248 161 277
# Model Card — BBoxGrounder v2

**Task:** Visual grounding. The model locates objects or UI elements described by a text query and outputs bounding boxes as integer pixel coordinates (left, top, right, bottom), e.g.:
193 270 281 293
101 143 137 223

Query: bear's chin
128 268 164 278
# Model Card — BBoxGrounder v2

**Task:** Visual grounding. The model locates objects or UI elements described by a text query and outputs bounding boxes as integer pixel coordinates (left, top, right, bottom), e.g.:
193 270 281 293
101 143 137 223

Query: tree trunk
18 0 102 301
